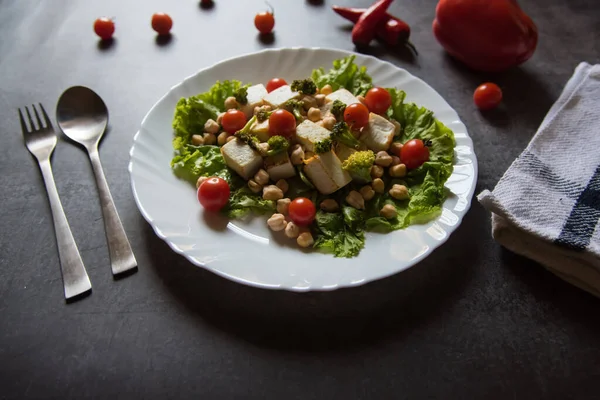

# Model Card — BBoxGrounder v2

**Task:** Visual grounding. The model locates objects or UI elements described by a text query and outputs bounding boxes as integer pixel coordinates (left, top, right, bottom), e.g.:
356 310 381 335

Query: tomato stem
265 1 274 16
405 40 418 56
424 139 433 147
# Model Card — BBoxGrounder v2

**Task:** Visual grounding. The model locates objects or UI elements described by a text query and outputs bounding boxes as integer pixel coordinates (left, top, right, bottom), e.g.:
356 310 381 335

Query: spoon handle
88 148 137 275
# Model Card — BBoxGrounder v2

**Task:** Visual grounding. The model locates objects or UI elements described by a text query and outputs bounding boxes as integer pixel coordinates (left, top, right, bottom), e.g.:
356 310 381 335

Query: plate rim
128 46 479 291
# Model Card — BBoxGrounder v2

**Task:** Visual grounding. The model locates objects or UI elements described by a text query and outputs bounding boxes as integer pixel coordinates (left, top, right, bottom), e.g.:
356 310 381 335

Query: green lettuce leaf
311 55 373 96
313 206 365 258
171 145 235 185
223 187 276 219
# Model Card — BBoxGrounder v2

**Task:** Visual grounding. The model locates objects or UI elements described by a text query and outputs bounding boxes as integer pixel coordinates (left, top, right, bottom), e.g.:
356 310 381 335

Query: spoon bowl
56 86 109 147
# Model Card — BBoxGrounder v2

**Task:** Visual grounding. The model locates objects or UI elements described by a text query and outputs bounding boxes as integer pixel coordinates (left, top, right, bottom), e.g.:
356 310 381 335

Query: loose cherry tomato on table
254 3 275 34
400 139 430 169
473 82 502 111
269 109 296 138
343 103 370 129
222 109 247 134
288 197 316 226
94 17 115 40
266 78 287 93
151 13 173 35
364 87 392 115
198 177 230 211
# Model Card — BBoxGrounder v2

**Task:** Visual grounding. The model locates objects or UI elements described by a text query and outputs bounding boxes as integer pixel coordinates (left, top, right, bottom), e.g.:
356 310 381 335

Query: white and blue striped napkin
478 62 600 298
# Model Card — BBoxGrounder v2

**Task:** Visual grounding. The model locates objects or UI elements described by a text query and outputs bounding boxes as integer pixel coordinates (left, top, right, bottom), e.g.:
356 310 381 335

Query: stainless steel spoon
56 86 137 276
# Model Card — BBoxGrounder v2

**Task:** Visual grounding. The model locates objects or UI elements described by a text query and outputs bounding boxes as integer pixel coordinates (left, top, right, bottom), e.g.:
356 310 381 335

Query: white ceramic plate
129 47 477 291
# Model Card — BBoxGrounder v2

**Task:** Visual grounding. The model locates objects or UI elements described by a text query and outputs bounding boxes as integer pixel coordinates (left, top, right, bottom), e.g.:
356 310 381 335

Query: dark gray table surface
1 0 599 398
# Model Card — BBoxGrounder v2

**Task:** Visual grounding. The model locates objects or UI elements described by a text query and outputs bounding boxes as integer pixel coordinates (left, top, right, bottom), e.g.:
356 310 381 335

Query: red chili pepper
351 0 394 47
333 5 416 53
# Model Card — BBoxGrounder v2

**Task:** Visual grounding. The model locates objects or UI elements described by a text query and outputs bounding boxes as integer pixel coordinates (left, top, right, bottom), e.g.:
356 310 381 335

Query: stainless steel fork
19 104 92 300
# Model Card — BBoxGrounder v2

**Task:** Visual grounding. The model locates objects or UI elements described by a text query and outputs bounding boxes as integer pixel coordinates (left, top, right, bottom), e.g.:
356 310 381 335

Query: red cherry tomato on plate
364 87 391 115
473 82 502 111
400 139 430 169
288 197 316 226
94 17 115 40
222 109 247 134
254 11 275 34
266 78 287 93
151 13 173 35
343 103 369 129
198 177 230 211
268 109 296 138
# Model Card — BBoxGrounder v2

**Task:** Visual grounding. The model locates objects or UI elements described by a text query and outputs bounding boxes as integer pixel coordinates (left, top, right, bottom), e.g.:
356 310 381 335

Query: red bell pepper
351 0 394 46
432 0 538 72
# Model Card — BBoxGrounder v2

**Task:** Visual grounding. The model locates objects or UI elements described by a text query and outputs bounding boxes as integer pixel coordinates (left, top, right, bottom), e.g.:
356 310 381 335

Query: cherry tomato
197 177 230 211
364 87 392 115
94 17 115 40
222 109 247 134
473 82 502 111
268 109 296 138
266 78 287 93
343 103 370 129
254 11 275 34
400 139 430 169
288 198 316 226
151 13 173 35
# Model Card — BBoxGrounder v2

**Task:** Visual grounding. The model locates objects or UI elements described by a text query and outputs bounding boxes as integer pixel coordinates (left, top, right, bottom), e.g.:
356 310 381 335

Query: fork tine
25 107 37 131
39 103 53 129
18 109 29 133
32 104 44 129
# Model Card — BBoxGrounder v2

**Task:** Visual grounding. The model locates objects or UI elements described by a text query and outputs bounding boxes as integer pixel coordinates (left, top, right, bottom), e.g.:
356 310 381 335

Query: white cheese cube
250 118 270 142
335 142 357 162
295 120 331 152
263 85 300 108
359 113 395 152
325 88 361 107
220 139 263 180
303 151 352 195
264 152 296 181
239 84 268 119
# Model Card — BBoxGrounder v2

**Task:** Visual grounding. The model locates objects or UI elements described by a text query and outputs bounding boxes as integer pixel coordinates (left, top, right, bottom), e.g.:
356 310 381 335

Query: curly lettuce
311 55 373 96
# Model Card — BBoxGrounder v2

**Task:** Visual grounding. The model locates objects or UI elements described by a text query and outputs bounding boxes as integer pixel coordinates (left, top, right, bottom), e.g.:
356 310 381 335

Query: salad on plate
170 56 455 258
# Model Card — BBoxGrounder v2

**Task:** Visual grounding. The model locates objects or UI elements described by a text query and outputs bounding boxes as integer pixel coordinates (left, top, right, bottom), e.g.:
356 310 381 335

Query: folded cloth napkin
478 62 600 298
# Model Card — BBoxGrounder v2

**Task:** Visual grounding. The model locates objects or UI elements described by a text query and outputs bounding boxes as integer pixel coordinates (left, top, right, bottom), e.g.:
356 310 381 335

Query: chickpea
322 116 336 131
297 232 315 248
267 213 287 231
391 156 401 166
320 84 333 96
276 179 289 194
216 112 225 125
320 199 339 212
196 176 208 188
256 142 270 157
370 165 384 179
204 119 220 134
372 178 385 194
357 95 366 105
203 133 216 146
392 120 402 136
375 151 393 167
389 142 403 156
254 169 270 186
346 190 365 210
290 144 305 165
277 198 291 215
285 221 300 239
389 163 407 178
302 96 318 110
217 132 229 146
307 107 322 122
191 134 204 146
380 204 397 219
263 185 284 201
389 184 410 200
359 185 375 201
226 135 236 143
224 96 238 110
248 180 262 193
315 94 326 106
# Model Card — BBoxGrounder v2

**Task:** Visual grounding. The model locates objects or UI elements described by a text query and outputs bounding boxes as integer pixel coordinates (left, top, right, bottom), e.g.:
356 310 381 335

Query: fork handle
39 159 92 299
88 148 137 275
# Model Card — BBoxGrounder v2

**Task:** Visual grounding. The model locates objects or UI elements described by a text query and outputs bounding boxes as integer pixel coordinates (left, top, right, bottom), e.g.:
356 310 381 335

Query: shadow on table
143 206 484 353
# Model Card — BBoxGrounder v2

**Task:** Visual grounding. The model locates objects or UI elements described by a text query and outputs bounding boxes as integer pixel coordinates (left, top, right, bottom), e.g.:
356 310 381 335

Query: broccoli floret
234 86 248 105
331 99 346 120
331 121 360 149
284 99 305 122
256 109 272 122
342 150 375 183
314 138 333 154
234 116 259 149
266 136 290 156
291 79 317 95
